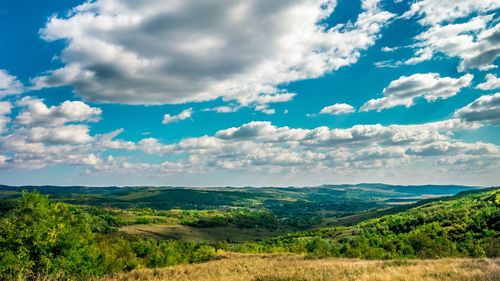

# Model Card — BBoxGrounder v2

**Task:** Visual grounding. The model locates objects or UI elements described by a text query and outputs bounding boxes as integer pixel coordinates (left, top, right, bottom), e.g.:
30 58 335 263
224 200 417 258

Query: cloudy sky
0 0 499 186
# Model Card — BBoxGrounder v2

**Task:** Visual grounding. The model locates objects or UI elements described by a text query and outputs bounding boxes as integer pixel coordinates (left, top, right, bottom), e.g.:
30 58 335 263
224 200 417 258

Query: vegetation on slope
0 192 217 280
229 188 500 259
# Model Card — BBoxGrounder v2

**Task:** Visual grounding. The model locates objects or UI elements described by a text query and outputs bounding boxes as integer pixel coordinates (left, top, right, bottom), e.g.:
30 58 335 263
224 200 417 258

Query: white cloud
85 155 186 175
0 101 12 134
401 0 500 71
406 141 498 157
15 97 102 126
0 69 23 96
128 119 497 177
201 93 294 114
0 126 98 169
402 0 500 25
476 73 500 90
216 121 308 142
215 119 475 146
373 60 400 68
260 108 276 115
454 93 500 125
0 155 9 168
139 138 172 155
361 73 473 112
0 97 108 169
434 154 499 172
33 0 393 105
1 98 497 181
254 104 276 115
5 114 485 175
162 108 193 124
319 103 355 115
97 128 136 150
203 105 240 113
381 46 397 52
28 125 93 145
252 93 296 105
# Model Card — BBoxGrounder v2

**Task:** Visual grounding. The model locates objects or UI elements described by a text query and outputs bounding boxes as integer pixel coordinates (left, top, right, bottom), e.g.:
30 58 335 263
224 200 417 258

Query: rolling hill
229 187 500 259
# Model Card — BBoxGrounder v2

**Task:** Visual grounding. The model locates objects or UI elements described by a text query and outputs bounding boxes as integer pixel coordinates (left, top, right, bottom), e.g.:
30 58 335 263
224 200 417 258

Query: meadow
104 253 500 281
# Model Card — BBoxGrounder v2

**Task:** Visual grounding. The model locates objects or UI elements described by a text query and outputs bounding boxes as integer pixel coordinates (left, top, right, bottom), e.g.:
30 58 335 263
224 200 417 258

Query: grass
103 253 500 281
120 224 287 242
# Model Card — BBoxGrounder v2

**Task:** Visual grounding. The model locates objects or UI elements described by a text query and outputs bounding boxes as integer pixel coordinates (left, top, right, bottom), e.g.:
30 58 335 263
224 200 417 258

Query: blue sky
0 0 498 186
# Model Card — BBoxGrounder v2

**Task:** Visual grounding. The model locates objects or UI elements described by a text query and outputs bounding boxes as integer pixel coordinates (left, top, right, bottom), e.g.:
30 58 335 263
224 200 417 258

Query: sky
0 0 499 187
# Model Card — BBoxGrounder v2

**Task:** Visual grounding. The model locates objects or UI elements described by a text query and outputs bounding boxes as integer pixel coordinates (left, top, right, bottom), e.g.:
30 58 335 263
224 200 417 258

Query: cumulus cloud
129 119 497 176
454 93 500 125
0 101 12 134
85 155 186 175
434 154 499 172
401 0 500 71
476 73 500 90
0 98 102 169
406 141 498 157
319 103 355 115
214 119 478 147
15 97 102 126
1 98 498 178
402 0 500 25
0 70 23 96
33 0 393 105
0 97 118 169
0 128 97 169
361 73 473 112
28 125 93 145
216 121 308 142
138 138 169 155
162 108 193 124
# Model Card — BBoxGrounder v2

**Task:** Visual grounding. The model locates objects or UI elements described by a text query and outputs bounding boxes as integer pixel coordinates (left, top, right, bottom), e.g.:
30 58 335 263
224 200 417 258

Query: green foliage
0 192 218 280
0 192 101 280
229 188 500 259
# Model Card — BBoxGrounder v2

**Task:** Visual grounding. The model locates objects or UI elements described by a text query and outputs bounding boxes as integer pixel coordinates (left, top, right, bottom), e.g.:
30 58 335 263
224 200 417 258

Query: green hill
231 187 500 259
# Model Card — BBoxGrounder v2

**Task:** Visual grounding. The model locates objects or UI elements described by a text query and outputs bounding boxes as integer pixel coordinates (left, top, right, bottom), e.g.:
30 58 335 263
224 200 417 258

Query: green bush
0 192 101 280
0 192 219 280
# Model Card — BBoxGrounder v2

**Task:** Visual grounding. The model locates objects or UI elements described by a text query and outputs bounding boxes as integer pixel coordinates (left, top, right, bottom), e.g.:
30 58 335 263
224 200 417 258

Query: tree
0 192 101 280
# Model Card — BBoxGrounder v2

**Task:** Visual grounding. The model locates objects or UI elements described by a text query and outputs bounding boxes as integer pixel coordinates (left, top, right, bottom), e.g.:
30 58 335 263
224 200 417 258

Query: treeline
0 192 217 280
181 209 321 230
225 188 500 259
85 206 322 230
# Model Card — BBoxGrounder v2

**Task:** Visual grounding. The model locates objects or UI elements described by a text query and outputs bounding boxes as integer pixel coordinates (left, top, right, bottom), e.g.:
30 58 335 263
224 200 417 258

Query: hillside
0 184 478 210
229 188 500 259
0 184 479 231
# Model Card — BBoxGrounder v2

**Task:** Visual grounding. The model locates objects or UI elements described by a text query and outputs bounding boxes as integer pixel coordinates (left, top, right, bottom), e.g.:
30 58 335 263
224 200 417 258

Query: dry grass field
103 253 500 281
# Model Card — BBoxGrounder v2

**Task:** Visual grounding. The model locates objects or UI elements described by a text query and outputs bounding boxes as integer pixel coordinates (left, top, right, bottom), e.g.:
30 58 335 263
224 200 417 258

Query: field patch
120 224 286 242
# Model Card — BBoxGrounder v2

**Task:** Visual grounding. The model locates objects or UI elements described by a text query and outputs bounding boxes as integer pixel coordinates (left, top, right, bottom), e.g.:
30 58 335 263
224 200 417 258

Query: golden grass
103 253 500 281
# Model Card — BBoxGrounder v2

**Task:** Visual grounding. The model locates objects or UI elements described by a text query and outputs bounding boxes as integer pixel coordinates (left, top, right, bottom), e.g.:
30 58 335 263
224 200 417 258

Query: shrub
0 192 101 280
